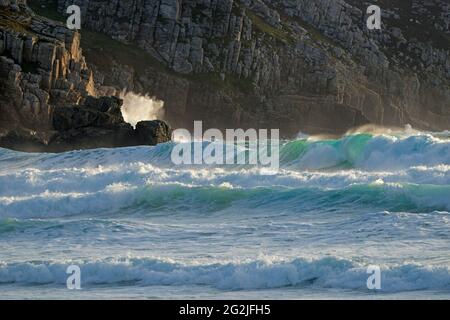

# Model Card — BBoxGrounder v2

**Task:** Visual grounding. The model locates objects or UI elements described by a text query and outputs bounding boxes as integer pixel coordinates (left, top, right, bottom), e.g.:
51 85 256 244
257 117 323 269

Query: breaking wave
0 132 449 218
1 182 449 219
1 132 448 171
1 256 450 293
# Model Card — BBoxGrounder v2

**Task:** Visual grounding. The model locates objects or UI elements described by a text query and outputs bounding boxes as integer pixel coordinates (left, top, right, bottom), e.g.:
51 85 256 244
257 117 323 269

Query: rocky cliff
47 0 449 136
0 0 171 151
1 0 449 148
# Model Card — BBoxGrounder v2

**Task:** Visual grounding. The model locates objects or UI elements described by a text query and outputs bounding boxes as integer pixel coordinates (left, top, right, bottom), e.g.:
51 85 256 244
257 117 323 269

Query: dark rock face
51 97 172 152
53 97 125 131
136 120 173 146
41 124 137 152
0 95 172 152
0 3 171 152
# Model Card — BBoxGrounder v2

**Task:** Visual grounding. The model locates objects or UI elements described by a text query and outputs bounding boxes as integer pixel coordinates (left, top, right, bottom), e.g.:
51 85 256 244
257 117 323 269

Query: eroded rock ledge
0 94 172 152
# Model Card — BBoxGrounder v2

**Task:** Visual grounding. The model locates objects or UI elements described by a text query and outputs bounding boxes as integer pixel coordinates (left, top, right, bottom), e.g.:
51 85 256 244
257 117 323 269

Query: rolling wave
0 131 449 218
1 256 450 292
0 132 449 171
1 181 449 218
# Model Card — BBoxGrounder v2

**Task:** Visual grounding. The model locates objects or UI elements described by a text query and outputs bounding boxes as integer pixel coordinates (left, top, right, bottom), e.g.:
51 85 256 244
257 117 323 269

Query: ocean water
1 131 450 299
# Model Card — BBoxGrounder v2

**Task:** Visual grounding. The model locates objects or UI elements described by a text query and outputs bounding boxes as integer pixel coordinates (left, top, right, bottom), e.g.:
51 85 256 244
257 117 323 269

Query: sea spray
120 92 165 128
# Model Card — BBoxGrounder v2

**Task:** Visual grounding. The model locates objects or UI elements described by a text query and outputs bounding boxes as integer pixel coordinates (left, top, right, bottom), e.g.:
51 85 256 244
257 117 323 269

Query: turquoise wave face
280 133 450 170
124 182 450 215
280 134 374 169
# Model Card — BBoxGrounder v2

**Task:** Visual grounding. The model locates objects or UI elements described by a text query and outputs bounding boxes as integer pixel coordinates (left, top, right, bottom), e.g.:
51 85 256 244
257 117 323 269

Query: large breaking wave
0 132 449 218
1 131 449 170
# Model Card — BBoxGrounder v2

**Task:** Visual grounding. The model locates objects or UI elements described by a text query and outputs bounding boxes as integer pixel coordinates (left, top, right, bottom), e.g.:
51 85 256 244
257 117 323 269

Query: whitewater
1 130 450 299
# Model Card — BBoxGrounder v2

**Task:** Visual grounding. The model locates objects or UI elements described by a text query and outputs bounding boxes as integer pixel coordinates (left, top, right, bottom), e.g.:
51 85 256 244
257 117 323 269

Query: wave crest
1 257 450 292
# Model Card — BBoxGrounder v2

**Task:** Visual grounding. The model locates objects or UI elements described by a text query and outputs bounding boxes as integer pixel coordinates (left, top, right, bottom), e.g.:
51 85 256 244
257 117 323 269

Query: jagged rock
49 124 137 152
51 96 172 150
84 95 123 116
53 99 124 132
0 5 172 152
136 120 172 145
